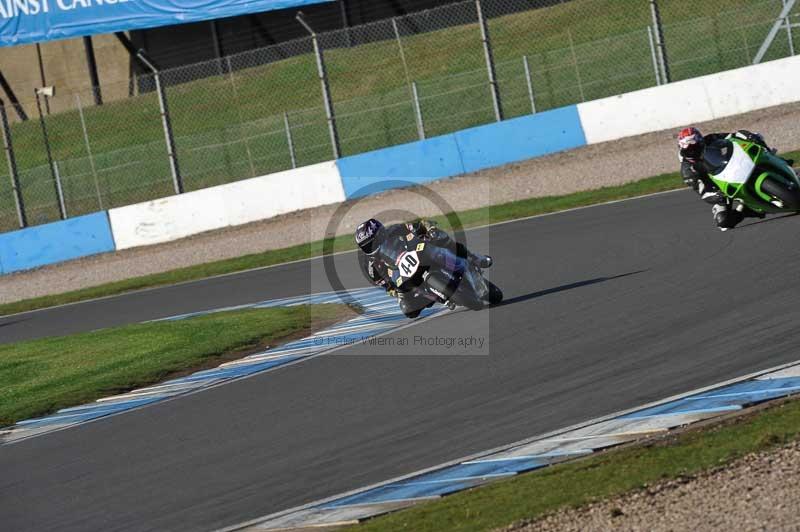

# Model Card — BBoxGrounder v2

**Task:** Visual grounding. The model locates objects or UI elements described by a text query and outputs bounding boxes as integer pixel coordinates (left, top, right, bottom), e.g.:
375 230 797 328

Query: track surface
4 190 800 531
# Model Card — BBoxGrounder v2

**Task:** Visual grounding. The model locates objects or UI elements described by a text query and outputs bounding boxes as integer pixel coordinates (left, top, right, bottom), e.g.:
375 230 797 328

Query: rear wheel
760 176 800 210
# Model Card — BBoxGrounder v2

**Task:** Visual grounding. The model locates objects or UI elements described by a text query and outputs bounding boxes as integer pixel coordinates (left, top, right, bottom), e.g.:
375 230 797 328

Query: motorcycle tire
761 176 800 210
485 281 503 305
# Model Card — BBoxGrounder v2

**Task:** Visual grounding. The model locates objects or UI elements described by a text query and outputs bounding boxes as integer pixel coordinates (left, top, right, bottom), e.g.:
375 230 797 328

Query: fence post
476 0 503 122
34 89 66 220
284 112 297 169
784 0 795 56
0 100 26 228
135 55 183 194
567 30 586 102
647 26 662 85
753 0 797 63
523 55 536 114
393 18 412 86
297 12 341 160
114 33 182 192
650 0 671 83
0 71 28 121
75 93 103 210
83 36 103 106
35 44 50 114
412 81 425 140
154 72 183 194
53 161 68 219
227 59 257 178
393 17 420 136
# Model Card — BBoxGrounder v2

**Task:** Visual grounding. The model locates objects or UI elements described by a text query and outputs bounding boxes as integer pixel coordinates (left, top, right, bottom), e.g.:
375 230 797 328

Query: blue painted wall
336 104 586 199
0 212 116 275
336 134 465 198
454 105 586 173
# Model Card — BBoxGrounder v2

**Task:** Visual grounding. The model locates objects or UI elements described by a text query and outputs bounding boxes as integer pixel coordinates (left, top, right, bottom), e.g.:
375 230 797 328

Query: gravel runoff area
503 439 800 532
2 102 800 304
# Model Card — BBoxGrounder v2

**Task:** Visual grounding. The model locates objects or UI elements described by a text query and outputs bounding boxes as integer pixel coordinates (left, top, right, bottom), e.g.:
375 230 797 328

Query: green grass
0 169 685 318
1 0 796 230
0 304 349 426
349 397 800 532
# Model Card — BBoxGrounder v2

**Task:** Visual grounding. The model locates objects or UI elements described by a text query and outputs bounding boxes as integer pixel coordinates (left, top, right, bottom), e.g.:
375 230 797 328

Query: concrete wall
0 212 115 274
336 105 586 198
0 34 132 119
576 54 800 145
109 161 345 250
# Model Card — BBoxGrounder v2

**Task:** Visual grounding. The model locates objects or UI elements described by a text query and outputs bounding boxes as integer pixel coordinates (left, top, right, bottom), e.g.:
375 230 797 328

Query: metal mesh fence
1 0 798 232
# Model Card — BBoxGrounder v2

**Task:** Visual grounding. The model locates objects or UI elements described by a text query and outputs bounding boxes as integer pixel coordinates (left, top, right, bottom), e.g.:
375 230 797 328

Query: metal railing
1 0 798 232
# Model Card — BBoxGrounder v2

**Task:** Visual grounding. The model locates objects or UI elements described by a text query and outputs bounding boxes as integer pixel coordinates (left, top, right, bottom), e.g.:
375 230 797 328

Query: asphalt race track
4 189 800 531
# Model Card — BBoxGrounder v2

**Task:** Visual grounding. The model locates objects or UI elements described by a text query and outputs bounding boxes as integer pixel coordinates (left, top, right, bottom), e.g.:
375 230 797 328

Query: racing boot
713 203 745 231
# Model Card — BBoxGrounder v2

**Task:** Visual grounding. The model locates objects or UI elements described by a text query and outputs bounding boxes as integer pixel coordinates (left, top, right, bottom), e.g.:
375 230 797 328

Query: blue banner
0 0 333 47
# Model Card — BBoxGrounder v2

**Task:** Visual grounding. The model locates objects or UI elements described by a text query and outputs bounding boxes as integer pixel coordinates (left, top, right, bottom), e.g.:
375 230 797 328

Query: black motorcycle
381 231 502 311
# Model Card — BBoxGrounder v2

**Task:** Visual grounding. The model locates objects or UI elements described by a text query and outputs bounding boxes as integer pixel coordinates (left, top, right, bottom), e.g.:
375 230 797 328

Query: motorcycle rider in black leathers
678 127 794 231
355 218 492 318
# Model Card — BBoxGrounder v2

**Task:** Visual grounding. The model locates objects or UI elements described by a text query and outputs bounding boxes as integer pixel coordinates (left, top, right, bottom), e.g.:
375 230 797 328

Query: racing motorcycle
381 231 503 311
705 137 800 214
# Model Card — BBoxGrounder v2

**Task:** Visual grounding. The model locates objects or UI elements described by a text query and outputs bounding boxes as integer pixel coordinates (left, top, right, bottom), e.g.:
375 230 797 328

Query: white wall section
577 54 800 145
109 161 344 250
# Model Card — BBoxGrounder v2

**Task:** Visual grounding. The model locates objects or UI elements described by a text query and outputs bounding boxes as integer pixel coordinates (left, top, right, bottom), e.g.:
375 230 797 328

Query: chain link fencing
2 0 799 232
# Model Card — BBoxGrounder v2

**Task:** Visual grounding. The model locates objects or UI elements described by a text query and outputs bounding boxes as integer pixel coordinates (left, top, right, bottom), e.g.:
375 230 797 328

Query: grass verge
0 304 351 426
349 396 800 532
0 170 685 317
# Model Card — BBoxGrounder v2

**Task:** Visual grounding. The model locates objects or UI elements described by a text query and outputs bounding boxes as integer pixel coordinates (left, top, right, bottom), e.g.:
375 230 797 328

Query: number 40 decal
397 251 420 277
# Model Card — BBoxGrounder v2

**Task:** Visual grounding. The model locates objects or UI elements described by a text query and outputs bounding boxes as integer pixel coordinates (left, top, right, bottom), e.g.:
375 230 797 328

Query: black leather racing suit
357 221 472 318
680 130 772 229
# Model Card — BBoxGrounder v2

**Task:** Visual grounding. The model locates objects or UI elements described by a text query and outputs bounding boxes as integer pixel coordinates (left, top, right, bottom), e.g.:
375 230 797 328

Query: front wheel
760 176 800 210
484 281 503 305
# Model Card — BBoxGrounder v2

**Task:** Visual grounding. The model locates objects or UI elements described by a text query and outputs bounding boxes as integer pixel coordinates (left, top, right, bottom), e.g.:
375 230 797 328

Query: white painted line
95 389 183 402
757 366 800 379
462 450 590 464
312 322 398 336
220 354 299 368
541 429 667 443
690 386 800 400
623 406 742 420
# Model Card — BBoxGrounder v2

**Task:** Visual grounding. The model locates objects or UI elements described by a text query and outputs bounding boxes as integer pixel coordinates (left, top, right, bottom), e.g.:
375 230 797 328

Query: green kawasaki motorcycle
706 137 800 213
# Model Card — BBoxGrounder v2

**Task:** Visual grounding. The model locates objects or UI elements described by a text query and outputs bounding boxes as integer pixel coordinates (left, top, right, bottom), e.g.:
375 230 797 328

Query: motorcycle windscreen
709 141 756 196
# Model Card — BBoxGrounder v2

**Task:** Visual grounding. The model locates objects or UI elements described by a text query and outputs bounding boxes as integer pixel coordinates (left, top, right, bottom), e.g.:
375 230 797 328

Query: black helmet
355 218 383 255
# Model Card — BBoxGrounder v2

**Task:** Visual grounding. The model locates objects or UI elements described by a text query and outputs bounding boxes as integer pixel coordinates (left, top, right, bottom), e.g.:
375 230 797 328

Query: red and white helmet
678 127 704 160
